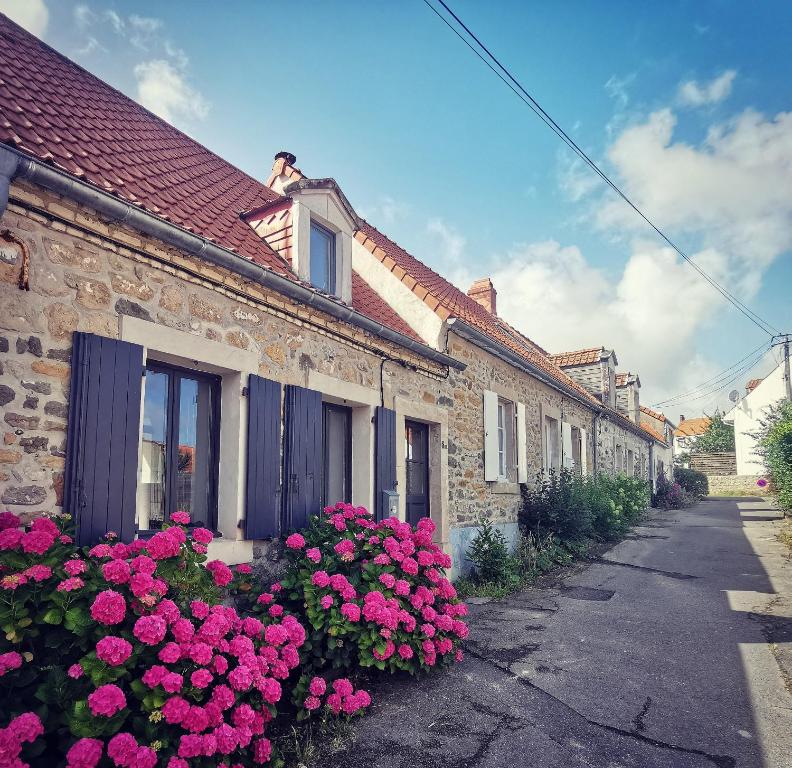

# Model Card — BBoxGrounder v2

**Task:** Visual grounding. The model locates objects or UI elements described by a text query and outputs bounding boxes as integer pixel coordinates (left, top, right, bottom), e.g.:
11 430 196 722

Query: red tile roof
640 405 670 425
639 422 667 445
615 373 628 386
351 272 422 342
0 14 425 345
355 221 599 405
0 15 293 275
674 417 711 438
549 347 604 367
745 378 763 393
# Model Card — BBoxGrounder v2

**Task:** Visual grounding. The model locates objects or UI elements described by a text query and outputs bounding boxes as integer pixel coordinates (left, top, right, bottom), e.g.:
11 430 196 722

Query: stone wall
0 183 447 523
595 414 652 480
708 475 769 497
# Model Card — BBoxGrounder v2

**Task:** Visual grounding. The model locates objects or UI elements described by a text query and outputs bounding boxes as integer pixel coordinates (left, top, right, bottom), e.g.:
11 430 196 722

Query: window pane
310 223 335 293
176 376 214 528
323 405 350 506
406 424 426 495
137 370 169 530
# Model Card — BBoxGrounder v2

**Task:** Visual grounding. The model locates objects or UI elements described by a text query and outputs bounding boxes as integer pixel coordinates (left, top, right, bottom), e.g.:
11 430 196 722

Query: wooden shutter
374 406 396 521
483 390 499 481
282 384 322 531
561 422 574 469
516 402 528 483
580 427 588 475
64 332 143 546
245 374 282 539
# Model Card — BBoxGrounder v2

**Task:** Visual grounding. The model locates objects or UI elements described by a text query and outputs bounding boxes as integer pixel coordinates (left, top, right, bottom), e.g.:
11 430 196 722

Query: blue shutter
374 406 397 521
245 374 282 538
64 332 143 545
282 384 322 531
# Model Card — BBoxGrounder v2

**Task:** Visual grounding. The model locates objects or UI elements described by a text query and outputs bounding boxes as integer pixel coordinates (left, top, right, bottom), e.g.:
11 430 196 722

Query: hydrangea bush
0 504 466 765
239 504 468 685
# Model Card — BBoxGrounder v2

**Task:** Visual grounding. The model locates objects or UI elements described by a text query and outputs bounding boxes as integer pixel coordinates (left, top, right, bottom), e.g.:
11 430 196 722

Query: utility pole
771 334 792 401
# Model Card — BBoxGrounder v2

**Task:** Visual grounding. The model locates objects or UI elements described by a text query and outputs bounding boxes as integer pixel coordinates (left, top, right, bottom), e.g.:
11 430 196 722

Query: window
571 426 582 475
615 445 623 473
322 402 351 507
497 398 517 480
310 221 336 294
137 362 220 532
627 449 634 475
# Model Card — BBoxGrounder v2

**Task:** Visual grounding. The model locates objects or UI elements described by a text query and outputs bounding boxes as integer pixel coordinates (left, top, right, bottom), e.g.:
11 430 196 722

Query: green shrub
652 469 697 509
519 469 593 543
465 517 516 585
674 467 709 498
755 400 792 512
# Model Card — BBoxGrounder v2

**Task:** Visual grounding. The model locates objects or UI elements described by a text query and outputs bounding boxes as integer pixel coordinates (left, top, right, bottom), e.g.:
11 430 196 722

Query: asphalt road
324 498 792 768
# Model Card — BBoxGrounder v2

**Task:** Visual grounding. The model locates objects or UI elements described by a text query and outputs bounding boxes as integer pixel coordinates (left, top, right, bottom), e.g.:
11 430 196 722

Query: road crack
463 644 735 768
596 557 698 580
631 696 652 732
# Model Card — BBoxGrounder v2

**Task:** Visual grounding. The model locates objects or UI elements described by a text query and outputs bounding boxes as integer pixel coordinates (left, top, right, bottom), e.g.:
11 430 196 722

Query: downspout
0 144 465 372
592 412 599 474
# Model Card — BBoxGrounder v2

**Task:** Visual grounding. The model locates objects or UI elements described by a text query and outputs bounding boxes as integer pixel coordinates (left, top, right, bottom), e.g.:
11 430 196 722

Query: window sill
490 481 520 495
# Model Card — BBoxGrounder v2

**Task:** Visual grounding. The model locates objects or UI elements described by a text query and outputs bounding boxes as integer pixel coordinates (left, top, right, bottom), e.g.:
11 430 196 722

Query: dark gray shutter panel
64 332 144 546
245 374 282 539
374 406 397 521
282 384 322 532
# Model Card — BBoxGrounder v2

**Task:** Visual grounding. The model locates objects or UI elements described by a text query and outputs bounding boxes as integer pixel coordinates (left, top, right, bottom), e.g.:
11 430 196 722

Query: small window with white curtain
497 398 517 481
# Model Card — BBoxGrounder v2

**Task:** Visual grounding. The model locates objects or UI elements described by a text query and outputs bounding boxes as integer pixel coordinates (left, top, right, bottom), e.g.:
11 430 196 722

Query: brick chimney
266 151 303 194
679 414 685 423
467 278 497 315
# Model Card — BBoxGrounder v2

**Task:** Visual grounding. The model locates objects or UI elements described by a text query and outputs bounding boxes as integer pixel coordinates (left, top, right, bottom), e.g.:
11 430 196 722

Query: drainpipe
0 144 465 372
592 412 599 474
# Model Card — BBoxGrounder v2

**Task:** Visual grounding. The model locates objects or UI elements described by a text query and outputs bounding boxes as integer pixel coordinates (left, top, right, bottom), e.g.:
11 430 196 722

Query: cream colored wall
351 239 445 348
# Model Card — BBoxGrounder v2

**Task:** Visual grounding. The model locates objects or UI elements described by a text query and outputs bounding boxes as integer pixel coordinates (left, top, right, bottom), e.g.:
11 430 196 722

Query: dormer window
310 220 337 294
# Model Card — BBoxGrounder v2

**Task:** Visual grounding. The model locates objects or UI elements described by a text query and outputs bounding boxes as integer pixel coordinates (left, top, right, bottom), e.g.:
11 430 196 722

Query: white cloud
598 107 792 296
134 59 210 123
358 196 410 227
678 70 736 107
427 218 466 264
128 14 161 49
0 0 48 37
604 73 635 110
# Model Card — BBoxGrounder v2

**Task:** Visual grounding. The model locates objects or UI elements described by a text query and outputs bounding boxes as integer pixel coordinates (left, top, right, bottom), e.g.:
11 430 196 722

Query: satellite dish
729 389 739 403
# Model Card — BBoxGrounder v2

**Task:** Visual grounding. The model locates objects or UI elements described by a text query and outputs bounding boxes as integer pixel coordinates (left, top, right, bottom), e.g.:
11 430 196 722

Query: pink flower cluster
0 712 43 768
291 503 468 671
302 676 371 716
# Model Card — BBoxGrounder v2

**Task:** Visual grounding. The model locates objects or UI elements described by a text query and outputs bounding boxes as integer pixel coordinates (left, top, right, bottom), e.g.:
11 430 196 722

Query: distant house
673 416 711 456
640 406 675 480
724 362 789 475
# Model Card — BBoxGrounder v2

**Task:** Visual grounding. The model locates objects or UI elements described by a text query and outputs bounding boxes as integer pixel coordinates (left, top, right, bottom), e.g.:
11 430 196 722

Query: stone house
639 406 675 481
0 17 662 575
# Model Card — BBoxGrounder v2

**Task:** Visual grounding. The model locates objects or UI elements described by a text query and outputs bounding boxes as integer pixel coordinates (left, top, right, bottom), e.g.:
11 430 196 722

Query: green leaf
41 608 63 625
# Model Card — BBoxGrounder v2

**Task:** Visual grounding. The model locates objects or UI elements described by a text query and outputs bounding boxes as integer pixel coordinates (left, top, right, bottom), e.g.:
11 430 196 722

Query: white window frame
484 391 524 483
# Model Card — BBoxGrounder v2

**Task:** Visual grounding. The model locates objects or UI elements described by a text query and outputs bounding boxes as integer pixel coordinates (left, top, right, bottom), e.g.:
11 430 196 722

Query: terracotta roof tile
0 15 292 274
0 16 426 346
357 221 599 405
639 422 667 445
351 272 422 343
745 378 763 393
640 405 667 423
673 417 711 438
549 347 603 367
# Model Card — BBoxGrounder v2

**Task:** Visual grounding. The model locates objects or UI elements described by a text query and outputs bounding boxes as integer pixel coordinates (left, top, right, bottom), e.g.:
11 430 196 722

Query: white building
724 361 790 475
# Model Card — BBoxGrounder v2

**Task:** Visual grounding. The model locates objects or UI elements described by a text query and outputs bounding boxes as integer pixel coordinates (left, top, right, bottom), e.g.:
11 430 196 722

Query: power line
422 0 780 337
651 341 770 407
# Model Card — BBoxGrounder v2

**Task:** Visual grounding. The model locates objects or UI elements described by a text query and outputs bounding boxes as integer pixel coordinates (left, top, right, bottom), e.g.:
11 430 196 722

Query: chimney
267 151 302 194
680 414 685 423
467 278 497 315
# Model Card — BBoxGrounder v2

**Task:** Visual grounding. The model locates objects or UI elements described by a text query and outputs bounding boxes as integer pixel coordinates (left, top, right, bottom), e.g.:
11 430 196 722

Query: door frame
321 401 352 507
405 418 430 525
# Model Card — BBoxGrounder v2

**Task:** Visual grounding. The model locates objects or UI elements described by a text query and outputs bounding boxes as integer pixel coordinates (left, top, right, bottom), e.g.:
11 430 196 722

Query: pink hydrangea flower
191 669 214 689
228 665 253 692
398 643 414 659
158 642 182 664
107 732 138 767
285 533 305 549
253 737 272 764
0 651 22 676
236 563 253 574
21 530 55 555
96 636 133 666
171 618 195 643
308 676 326 696
130 555 157 575
57 577 84 592
333 539 355 561
102 559 131 585
8 712 43 744
0 528 23 551
133 615 167 645
320 595 334 610
88 684 126 717
305 547 321 563
332 678 353 697
64 559 87 576
162 696 191 725
192 527 214 545
90 590 127 625
171 511 190 525
311 570 330 588
206 560 233 587
379 572 396 589
66 737 103 768
0 511 20 530
303 695 321 710
68 663 84 679
145 530 181 560
24 564 52 582
340 602 360 622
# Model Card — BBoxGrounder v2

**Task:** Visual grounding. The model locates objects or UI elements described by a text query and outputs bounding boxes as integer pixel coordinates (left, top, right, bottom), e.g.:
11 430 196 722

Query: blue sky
5 0 792 420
